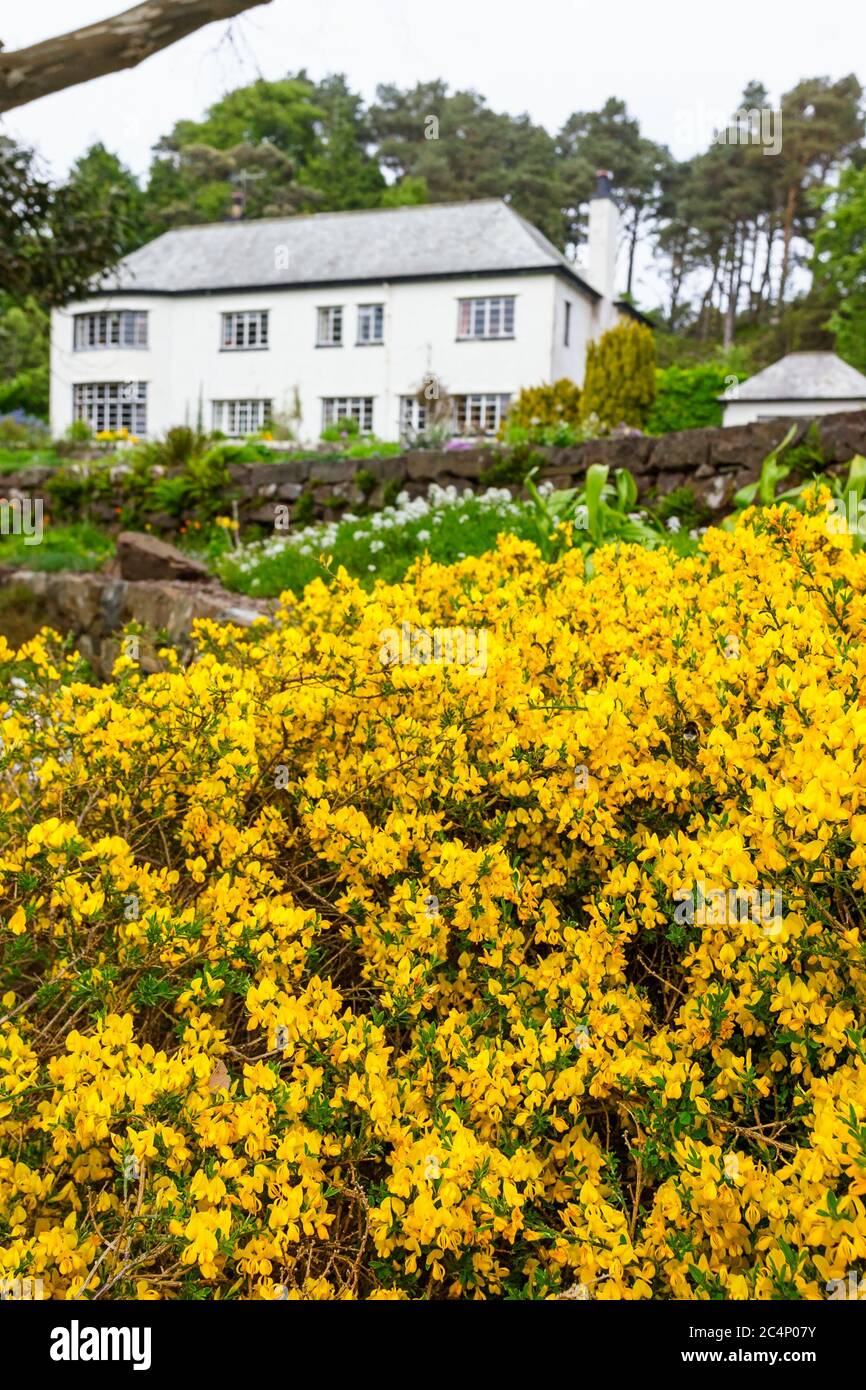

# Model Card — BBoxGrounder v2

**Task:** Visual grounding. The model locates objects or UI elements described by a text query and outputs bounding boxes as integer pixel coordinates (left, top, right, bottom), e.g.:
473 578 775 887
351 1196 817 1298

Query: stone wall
0 566 273 679
2 411 866 533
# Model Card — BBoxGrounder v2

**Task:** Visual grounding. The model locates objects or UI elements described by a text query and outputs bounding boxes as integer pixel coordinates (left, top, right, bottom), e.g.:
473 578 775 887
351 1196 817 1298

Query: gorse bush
580 321 656 429
1 497 864 1300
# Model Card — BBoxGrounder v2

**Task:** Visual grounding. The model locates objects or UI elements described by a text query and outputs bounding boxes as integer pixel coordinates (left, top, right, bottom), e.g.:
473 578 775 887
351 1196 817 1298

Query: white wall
723 398 866 427
52 272 601 442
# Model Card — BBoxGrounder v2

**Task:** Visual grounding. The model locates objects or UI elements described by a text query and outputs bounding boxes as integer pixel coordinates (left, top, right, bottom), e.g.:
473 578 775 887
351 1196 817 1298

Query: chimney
587 169 619 311
229 190 245 221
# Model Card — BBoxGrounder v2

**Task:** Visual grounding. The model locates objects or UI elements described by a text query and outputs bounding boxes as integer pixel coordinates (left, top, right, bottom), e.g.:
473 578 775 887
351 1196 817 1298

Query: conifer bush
580 321 656 429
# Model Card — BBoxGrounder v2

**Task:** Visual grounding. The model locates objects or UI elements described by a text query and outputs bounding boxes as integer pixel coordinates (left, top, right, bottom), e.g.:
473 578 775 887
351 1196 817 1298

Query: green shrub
321 416 360 442
646 364 747 434
580 322 656 429
0 366 49 419
65 420 92 444
479 443 544 486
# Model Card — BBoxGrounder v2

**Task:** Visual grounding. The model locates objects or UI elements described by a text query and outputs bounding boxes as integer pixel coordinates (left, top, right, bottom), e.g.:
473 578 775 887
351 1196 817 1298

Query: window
400 396 427 437
457 296 515 340
73 382 148 434
221 311 269 350
212 399 272 435
322 397 373 433
564 300 572 347
317 306 343 347
357 304 384 345
453 393 511 436
74 311 148 351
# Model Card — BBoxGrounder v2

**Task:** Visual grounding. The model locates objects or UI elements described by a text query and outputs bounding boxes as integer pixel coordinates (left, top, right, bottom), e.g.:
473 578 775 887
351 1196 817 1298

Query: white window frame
317 306 343 347
73 310 148 351
221 310 269 350
73 382 148 434
357 303 384 345
212 399 273 435
322 397 374 433
400 396 427 437
453 393 511 436
457 295 515 340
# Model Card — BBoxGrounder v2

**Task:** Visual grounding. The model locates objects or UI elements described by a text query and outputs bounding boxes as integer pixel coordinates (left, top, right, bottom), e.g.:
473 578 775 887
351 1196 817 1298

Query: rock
116 531 210 583
818 410 866 464
583 435 654 472
650 428 714 472
308 458 356 485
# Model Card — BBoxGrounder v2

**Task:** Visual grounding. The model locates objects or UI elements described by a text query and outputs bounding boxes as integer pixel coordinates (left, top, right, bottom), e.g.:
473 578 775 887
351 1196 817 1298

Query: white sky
3 0 864 310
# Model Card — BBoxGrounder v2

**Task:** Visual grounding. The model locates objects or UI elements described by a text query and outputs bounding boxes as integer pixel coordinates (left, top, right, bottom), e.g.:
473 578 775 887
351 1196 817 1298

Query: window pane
489 300 501 336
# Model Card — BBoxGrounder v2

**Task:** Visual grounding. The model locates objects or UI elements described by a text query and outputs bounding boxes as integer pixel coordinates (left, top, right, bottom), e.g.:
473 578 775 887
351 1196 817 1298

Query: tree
147 74 391 226
68 144 151 253
557 97 672 291
0 294 49 417
369 82 567 244
775 76 864 303
0 137 134 306
0 1 271 113
580 321 656 428
813 163 866 373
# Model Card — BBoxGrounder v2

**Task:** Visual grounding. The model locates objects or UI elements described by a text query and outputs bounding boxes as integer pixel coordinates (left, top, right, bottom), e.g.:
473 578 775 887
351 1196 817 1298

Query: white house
50 173 645 444
722 351 866 427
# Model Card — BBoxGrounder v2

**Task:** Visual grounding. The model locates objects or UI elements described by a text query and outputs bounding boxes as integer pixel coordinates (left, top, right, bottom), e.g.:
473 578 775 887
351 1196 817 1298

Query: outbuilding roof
733 351 866 402
98 199 601 299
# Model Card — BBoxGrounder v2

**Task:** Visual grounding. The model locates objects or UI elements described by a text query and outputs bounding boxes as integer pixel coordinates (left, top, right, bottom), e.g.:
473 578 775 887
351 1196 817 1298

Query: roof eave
615 299 655 327
83 262 602 304
720 395 866 404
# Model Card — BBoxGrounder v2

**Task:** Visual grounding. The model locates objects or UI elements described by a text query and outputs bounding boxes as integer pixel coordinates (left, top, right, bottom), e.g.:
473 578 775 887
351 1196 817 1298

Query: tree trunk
778 182 798 304
626 208 640 297
0 1 270 113
755 216 776 310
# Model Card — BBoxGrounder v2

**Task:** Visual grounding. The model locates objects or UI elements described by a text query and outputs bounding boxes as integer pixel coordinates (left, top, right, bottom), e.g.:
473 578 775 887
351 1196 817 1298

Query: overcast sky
3 1 863 309
4 0 863 178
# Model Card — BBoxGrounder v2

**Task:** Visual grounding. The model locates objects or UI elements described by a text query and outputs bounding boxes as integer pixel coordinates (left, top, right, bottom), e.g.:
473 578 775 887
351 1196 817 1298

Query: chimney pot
594 169 614 199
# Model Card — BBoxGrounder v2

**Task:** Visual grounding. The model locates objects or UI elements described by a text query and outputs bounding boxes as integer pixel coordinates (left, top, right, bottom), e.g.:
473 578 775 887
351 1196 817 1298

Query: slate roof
98 199 600 299
734 352 866 401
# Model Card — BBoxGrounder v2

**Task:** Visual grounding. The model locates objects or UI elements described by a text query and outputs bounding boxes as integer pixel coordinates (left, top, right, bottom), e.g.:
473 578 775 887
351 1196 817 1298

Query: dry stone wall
3 411 866 535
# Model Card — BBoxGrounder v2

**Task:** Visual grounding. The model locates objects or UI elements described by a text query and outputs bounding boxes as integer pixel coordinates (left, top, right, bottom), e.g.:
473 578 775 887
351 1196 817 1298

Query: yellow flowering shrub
1 497 865 1300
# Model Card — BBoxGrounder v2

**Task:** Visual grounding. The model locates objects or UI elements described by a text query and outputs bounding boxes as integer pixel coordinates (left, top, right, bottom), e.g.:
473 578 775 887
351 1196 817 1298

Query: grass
0 447 63 473
0 520 114 572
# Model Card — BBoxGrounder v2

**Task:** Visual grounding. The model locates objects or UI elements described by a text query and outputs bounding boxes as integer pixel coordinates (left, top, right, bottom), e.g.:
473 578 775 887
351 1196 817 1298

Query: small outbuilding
722 351 866 427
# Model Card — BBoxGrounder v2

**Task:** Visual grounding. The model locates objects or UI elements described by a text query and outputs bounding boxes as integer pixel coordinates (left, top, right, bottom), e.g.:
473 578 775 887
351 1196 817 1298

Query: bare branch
0 0 272 114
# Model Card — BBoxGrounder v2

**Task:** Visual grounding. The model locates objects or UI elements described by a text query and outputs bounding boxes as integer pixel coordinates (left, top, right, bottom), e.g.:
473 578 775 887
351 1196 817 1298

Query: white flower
417 529 431 543
666 516 681 533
